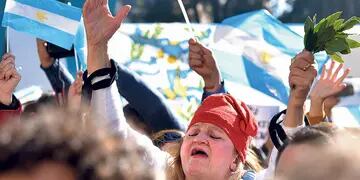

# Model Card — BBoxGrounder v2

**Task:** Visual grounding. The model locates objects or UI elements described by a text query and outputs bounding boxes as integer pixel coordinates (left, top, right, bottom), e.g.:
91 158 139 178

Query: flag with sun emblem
212 10 329 104
2 0 81 50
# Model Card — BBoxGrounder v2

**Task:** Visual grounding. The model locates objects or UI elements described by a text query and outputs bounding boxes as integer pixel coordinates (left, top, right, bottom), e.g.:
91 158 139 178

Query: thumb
114 5 131 29
188 38 197 45
200 43 212 56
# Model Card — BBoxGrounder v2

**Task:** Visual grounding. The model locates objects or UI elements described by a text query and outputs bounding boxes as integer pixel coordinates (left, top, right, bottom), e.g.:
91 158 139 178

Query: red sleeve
0 105 21 125
0 96 22 125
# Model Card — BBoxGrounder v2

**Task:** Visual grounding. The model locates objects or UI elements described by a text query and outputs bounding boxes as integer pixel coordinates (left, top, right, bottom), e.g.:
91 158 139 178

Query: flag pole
6 27 10 52
74 47 79 71
176 0 196 40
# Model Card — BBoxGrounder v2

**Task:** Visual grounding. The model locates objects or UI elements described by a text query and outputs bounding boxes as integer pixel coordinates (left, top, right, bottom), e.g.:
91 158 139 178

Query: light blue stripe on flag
2 13 74 50
348 106 360 124
221 10 329 66
14 0 81 21
222 10 303 56
242 56 290 103
2 0 81 50
216 10 330 103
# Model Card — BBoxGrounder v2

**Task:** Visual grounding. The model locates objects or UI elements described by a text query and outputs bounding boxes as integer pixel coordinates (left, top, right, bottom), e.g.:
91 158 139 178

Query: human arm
0 53 22 124
36 39 74 95
283 50 317 127
307 61 350 125
188 38 226 101
115 63 186 132
82 0 167 166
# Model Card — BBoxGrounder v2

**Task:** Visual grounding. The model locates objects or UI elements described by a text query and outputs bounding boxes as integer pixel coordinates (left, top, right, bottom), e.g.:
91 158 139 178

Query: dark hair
0 109 158 180
276 123 337 165
22 93 58 118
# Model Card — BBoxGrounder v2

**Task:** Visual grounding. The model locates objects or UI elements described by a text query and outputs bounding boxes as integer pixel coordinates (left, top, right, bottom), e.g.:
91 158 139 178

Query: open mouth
191 148 208 158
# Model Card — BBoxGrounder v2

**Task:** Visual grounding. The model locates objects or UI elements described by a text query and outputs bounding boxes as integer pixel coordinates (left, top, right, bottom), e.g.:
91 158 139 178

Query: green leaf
313 14 317 24
325 49 335 55
305 29 317 52
317 26 336 45
313 26 336 53
314 18 327 32
335 32 348 39
340 16 360 31
330 53 344 63
325 37 348 52
304 16 314 34
346 38 360 48
340 49 351 55
304 16 315 50
325 11 342 26
334 19 345 31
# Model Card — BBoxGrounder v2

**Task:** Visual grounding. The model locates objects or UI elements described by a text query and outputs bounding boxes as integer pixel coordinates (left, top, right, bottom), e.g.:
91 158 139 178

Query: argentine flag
211 10 329 104
2 0 82 50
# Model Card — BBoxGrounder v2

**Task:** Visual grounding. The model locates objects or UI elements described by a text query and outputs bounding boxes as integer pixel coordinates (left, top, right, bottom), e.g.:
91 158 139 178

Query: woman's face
180 122 238 179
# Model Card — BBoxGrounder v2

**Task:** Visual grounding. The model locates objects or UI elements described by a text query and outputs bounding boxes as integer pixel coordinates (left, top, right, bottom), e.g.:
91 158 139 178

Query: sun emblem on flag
260 51 273 64
36 11 48 22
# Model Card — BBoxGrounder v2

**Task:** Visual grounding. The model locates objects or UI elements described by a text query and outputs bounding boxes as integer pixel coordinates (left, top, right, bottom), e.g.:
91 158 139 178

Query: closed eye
188 132 198 137
210 135 221 139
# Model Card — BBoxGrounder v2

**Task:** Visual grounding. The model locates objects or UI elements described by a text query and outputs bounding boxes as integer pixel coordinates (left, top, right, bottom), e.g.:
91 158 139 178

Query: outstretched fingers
331 63 343 81
113 5 131 30
335 68 351 85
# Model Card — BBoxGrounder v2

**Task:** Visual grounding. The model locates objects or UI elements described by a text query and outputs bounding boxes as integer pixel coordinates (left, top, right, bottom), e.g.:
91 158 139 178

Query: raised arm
308 61 350 125
188 38 226 101
82 1 167 166
283 50 317 127
0 53 21 124
36 39 74 95
82 0 130 131
115 63 186 132
113 38 226 133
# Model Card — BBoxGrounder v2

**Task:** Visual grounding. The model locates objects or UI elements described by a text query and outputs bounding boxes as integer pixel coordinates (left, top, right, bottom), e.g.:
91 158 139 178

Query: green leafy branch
304 12 360 63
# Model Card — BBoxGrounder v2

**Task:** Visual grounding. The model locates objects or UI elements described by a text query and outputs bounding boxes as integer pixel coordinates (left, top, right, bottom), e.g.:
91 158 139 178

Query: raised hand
68 71 83 113
0 54 21 105
308 61 350 119
36 39 54 68
288 50 317 105
188 38 221 92
83 0 131 74
284 50 317 127
83 0 131 47
310 61 350 101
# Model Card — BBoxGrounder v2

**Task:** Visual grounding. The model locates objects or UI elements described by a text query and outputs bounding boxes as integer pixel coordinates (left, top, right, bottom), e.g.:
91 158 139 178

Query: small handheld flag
2 0 82 50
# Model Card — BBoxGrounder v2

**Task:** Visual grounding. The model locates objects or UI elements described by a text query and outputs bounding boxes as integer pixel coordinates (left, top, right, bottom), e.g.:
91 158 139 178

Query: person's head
172 94 258 180
0 109 160 180
22 93 58 118
275 123 339 180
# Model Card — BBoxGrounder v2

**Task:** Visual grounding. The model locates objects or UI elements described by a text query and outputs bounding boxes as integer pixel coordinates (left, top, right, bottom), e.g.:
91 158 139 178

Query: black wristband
0 95 20 110
81 60 118 106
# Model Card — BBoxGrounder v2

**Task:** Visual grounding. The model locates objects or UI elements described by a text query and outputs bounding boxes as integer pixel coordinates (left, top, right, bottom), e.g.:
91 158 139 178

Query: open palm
83 0 131 46
310 61 350 100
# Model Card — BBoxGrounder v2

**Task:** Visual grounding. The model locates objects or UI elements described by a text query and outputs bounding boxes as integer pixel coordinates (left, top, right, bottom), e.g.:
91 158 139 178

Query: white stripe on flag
5 0 79 35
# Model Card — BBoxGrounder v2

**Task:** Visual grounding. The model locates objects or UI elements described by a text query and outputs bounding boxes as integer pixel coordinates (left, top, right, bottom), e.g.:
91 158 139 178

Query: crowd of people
0 0 359 179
